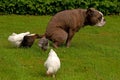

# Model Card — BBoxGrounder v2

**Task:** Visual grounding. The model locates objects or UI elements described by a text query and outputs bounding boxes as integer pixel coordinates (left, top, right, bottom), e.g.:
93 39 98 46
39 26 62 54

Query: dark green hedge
0 0 120 15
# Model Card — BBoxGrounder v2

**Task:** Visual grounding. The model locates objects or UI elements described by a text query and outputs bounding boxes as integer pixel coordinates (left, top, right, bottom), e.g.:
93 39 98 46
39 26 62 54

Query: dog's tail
36 34 46 39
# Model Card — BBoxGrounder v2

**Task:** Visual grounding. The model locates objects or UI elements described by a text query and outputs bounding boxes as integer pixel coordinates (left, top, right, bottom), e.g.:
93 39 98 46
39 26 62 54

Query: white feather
8 32 30 47
44 49 60 77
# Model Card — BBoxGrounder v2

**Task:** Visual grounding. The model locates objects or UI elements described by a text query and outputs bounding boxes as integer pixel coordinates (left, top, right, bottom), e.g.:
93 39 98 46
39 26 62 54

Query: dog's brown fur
41 8 105 48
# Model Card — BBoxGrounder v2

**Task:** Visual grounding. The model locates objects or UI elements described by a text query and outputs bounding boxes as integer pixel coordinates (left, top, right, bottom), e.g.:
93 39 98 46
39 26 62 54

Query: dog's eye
98 16 102 20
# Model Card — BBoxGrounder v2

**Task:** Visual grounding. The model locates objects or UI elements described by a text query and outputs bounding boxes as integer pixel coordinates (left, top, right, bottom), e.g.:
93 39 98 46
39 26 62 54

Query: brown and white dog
40 8 106 48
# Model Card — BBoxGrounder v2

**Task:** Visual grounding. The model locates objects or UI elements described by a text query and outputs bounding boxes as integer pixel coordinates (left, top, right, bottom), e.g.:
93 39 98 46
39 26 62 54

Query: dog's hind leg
50 29 68 48
53 42 59 48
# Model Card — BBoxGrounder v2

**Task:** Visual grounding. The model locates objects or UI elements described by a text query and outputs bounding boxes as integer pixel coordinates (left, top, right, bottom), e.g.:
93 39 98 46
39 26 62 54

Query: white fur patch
98 11 103 16
95 11 106 27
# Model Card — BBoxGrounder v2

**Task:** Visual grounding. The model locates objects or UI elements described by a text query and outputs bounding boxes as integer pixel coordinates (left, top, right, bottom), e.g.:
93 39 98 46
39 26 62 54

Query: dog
40 8 106 48
20 34 40 48
44 49 60 78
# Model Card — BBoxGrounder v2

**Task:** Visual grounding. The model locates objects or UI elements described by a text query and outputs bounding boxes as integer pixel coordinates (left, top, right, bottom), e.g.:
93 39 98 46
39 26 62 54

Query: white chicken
44 49 60 78
8 32 30 47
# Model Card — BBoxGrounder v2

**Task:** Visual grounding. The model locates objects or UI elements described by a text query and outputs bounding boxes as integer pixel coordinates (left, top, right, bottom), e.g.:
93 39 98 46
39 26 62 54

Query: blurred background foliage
0 0 120 15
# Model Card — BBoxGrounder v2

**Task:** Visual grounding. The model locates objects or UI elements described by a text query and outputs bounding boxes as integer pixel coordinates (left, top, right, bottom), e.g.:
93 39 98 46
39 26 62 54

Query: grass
0 15 120 80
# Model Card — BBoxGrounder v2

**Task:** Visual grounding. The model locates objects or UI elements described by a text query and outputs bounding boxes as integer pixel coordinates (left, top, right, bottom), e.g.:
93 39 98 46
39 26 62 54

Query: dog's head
86 8 106 27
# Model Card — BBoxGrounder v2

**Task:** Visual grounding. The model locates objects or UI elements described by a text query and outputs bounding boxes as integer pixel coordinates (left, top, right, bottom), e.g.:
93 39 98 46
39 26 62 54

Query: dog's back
44 9 86 48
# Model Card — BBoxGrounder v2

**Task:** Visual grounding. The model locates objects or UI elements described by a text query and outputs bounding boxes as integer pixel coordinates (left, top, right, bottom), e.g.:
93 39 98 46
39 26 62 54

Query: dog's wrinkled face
95 11 106 27
86 8 106 27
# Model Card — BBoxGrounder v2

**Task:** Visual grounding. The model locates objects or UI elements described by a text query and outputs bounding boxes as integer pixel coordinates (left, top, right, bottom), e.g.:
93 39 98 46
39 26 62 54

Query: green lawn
0 15 120 80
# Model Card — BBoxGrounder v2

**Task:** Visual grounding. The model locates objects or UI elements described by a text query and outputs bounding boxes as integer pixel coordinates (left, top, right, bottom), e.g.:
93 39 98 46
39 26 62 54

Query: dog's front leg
66 29 75 47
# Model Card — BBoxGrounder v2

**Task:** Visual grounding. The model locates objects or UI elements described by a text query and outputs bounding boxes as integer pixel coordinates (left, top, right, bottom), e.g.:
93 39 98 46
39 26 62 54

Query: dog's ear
86 8 95 16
